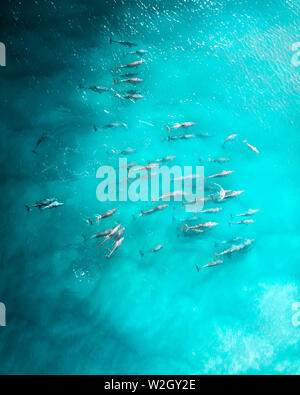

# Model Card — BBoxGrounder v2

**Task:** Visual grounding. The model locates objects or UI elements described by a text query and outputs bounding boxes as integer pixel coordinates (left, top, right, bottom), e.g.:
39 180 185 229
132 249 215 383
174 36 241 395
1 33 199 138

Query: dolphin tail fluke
211 194 214 202
32 149 38 155
215 252 219 258
185 224 189 233
116 65 120 72
196 265 200 272
228 221 232 226
114 79 118 85
139 250 144 257
166 126 170 133
230 214 234 219
82 233 88 242
110 38 113 45
25 205 31 213
243 139 247 143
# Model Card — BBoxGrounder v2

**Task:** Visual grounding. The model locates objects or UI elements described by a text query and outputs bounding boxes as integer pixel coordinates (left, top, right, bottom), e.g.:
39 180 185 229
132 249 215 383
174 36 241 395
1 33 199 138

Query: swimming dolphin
105 237 125 259
155 155 176 164
101 224 121 246
185 222 219 232
25 198 62 212
229 219 255 226
130 50 148 56
243 140 260 154
114 78 144 85
152 190 187 202
166 122 196 133
32 134 48 155
199 157 230 164
231 209 259 218
120 147 136 155
198 208 223 214
129 163 159 174
215 239 255 258
222 134 238 147
91 229 113 239
207 170 234 179
124 93 144 101
167 134 196 141
96 209 118 221
88 86 109 94
139 204 169 217
197 259 223 270
40 201 64 210
110 38 137 47
116 60 144 72
223 190 244 200
114 227 125 243
101 123 128 129
140 245 164 257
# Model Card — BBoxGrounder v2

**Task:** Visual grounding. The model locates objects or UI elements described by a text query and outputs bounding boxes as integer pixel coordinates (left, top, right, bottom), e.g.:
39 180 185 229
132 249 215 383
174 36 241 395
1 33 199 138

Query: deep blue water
0 0 299 374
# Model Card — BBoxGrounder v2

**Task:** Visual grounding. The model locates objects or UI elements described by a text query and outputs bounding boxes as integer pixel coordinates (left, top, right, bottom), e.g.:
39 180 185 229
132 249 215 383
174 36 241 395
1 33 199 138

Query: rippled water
0 0 299 374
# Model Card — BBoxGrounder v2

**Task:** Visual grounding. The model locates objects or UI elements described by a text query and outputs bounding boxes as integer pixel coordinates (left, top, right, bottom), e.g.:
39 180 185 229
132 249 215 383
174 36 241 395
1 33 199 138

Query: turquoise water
0 0 299 374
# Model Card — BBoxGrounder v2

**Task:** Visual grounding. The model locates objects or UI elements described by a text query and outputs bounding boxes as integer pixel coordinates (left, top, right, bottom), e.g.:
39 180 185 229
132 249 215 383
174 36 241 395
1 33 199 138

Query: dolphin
130 50 148 56
116 60 144 72
231 209 260 218
200 157 230 164
207 170 234 179
129 163 159 174
167 134 196 141
215 239 255 258
185 222 219 232
197 260 223 270
139 204 169 217
114 227 125 243
198 208 223 214
140 245 164 257
32 134 48 155
244 140 260 154
124 93 144 101
110 38 137 47
152 190 187 202
40 201 64 210
105 237 125 259
222 134 238 147
91 229 113 239
229 219 255 226
101 224 121 246
101 123 128 129
88 86 109 94
166 122 196 133
223 190 244 200
26 198 61 212
155 155 176 164
95 209 118 221
114 78 144 85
